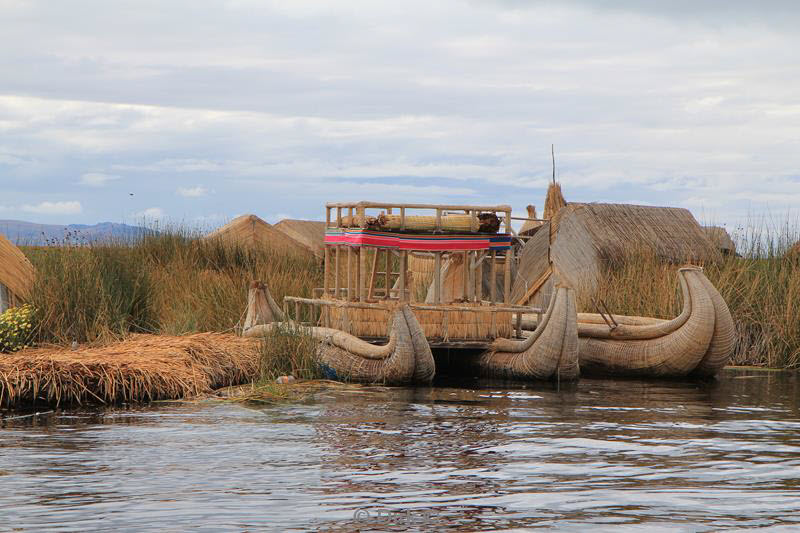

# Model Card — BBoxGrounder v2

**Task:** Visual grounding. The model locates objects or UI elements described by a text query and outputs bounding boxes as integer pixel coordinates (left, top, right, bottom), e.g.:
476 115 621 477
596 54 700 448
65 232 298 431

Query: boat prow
242 283 434 384
520 267 734 378
479 285 579 381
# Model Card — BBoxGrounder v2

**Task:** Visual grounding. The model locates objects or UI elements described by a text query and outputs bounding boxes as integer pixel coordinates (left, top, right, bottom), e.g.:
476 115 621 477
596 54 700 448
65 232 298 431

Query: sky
1 0 799 232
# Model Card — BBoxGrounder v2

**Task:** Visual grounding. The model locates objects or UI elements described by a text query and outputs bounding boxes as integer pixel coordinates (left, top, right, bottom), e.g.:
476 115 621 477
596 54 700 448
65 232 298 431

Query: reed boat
240 201 579 384
518 267 735 378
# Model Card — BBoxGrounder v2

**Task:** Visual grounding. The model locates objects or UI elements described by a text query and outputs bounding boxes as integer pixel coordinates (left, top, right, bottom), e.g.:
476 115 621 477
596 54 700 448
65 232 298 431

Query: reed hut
702 226 736 256
274 219 326 259
512 203 721 308
0 234 35 313
205 215 312 258
519 205 544 237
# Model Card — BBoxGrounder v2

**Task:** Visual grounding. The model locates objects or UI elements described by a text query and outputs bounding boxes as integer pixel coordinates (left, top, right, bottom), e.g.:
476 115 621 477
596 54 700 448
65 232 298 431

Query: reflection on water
1 369 799 531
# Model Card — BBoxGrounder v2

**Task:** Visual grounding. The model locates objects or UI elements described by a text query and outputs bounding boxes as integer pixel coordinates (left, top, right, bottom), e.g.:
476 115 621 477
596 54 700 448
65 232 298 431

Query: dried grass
584 243 800 369
0 333 261 407
23 228 321 343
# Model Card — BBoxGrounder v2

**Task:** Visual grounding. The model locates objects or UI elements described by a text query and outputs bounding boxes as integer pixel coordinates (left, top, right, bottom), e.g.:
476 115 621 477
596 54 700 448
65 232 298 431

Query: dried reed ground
0 333 262 407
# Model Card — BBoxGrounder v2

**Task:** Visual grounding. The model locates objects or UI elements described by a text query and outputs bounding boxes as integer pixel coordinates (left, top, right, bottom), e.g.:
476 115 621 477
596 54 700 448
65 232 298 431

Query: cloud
1 1 800 227
133 207 165 219
79 172 121 187
21 201 83 215
177 185 209 197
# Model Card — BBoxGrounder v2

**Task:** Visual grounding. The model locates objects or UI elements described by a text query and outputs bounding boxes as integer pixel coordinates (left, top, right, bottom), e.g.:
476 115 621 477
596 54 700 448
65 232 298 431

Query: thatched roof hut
205 215 312 258
0 234 35 312
512 202 721 307
519 205 544 237
273 219 326 259
703 226 736 256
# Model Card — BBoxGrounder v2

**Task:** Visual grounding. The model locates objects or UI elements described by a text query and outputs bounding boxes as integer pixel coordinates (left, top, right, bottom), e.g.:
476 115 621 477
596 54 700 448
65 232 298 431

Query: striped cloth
324 228 511 251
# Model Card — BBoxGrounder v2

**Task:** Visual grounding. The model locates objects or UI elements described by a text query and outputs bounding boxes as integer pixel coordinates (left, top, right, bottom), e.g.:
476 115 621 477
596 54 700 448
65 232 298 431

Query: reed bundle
407 253 436 302
339 213 500 234
543 182 567 220
0 333 261 407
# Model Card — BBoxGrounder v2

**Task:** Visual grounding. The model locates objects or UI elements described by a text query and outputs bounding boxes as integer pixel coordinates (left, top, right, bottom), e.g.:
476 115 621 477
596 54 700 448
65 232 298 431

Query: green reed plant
23 228 321 344
255 323 324 381
586 223 800 369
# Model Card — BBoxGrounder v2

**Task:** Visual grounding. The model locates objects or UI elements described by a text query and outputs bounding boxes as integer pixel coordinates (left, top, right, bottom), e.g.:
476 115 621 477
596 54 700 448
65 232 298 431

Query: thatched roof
273 219 326 259
205 215 312 257
543 182 566 220
512 202 721 306
0 233 35 304
519 205 544 237
703 226 736 255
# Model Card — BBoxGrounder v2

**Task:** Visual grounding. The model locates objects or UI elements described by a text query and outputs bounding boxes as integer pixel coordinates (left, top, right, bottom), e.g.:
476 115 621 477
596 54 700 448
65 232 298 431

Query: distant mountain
0 219 153 245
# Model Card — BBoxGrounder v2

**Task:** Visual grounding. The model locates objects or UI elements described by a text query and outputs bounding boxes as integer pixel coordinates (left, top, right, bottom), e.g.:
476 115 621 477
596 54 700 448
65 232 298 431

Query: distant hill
0 220 152 245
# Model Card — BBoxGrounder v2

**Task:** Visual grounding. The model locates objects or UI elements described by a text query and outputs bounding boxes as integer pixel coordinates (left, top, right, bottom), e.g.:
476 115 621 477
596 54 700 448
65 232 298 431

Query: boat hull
479 286 579 381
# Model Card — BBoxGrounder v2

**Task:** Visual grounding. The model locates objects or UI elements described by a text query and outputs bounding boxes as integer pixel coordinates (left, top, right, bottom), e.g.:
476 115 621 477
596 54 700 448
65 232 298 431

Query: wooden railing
283 295 543 340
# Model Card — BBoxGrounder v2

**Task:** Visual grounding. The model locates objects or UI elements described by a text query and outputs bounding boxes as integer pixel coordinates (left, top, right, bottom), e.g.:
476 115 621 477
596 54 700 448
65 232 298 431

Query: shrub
0 304 35 353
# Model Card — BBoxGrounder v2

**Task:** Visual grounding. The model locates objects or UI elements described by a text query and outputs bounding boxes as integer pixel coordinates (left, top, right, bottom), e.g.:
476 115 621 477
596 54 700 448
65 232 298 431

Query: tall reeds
23 229 321 344
585 225 800 368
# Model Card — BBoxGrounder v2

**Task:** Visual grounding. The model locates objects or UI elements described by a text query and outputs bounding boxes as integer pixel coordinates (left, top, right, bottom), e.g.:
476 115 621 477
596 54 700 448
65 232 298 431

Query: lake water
1 369 799 531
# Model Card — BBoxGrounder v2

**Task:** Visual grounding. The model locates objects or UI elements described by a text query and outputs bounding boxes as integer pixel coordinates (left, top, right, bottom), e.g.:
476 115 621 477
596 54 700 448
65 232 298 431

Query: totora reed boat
518 266 735 378
241 201 579 384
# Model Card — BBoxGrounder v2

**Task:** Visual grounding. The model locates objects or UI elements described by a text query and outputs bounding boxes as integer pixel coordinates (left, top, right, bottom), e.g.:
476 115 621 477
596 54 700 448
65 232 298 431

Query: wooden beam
462 251 469 300
434 251 441 304
357 249 365 302
399 250 408 301
504 248 512 304
347 246 353 301
334 246 340 298
475 251 483 303
367 247 378 300
323 246 330 296
514 266 552 306
490 250 497 304
384 248 390 300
